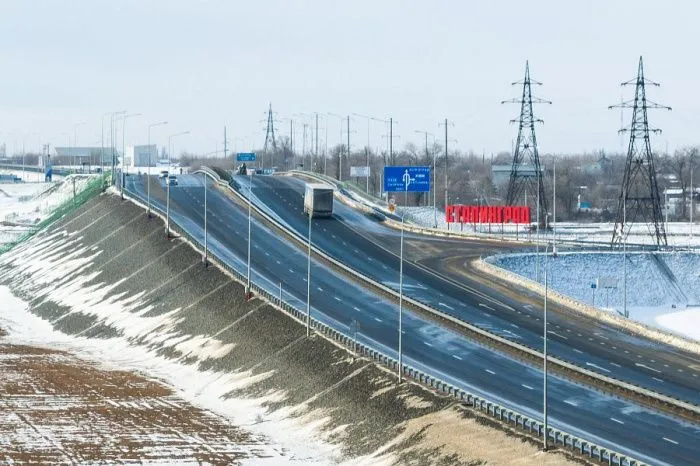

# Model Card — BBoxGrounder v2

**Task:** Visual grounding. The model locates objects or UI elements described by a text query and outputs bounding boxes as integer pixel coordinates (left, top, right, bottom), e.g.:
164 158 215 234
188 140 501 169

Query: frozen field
488 251 700 341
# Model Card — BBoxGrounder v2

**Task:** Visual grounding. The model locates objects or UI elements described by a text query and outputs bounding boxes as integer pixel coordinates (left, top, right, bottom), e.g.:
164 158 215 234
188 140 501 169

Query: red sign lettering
444 205 531 224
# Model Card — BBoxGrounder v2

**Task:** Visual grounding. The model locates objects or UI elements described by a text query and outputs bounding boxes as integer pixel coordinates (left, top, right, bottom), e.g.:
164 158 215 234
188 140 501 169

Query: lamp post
203 171 208 266
306 211 312 336
165 131 190 238
110 111 126 184
246 173 252 296
147 121 168 217
72 122 86 171
353 113 378 194
120 113 141 196
398 181 407 383
327 112 345 180
543 241 552 451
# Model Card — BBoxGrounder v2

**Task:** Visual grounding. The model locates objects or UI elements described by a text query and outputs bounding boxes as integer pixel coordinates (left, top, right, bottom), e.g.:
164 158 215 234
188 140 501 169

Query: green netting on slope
0 174 109 255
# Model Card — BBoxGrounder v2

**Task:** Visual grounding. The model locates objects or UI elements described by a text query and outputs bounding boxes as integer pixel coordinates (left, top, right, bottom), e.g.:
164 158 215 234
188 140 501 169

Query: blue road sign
383 166 430 192
236 152 257 162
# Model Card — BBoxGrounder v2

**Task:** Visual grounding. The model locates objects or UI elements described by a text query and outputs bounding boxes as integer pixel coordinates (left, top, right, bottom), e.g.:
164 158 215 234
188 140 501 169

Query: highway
245 174 700 407
123 173 700 465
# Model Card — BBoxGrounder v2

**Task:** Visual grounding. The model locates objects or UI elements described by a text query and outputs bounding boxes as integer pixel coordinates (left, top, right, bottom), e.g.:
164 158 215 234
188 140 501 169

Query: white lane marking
459 303 467 307
635 363 662 374
317 287 324 292
354 249 359 253
594 333 610 341
374 317 383 322
610 418 625 425
353 306 361 312
610 362 622 368
479 303 495 311
548 330 568 340
663 437 679 445
452 354 463 360
511 323 519 329
521 384 534 390
439 302 455 311
264 252 270 256
424 341 433 347
302 278 307 282
586 362 611 373
573 349 584 354
288 268 294 273
334 296 342 302
564 400 578 407
652 377 664 383
276 260 281 265
485 369 496 375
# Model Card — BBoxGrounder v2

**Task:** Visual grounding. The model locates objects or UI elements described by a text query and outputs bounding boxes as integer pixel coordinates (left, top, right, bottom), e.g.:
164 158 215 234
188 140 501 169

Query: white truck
303 183 334 218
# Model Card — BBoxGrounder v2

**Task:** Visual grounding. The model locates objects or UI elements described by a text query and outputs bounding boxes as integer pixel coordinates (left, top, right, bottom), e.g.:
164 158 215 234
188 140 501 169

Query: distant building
54 147 112 166
583 153 613 175
125 145 157 168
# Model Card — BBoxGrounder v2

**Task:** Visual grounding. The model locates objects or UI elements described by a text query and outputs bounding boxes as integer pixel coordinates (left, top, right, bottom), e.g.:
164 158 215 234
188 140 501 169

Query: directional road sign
383 166 430 193
236 152 257 162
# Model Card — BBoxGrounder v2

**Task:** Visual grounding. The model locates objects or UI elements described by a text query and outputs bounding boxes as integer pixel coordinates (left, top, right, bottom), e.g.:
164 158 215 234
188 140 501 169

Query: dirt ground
0 327 277 465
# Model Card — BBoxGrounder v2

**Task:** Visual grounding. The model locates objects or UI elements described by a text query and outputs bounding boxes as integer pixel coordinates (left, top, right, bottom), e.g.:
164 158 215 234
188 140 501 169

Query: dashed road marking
610 362 622 368
485 369 496 375
573 349 584 354
635 363 662 374
334 296 342 302
521 384 534 390
452 354 463 360
663 437 679 445
439 302 455 311
424 341 433 347
353 306 361 312
586 362 611 373
610 418 625 425
479 303 495 311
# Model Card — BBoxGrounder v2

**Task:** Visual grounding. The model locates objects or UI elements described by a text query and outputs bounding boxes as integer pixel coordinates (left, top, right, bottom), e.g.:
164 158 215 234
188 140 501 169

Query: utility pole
502 61 551 229
553 161 556 252
246 177 252 297
690 149 696 242
609 57 671 249
414 130 435 225
398 183 407 384
224 126 228 159
343 115 350 182
315 113 319 173
439 118 454 214
543 244 549 451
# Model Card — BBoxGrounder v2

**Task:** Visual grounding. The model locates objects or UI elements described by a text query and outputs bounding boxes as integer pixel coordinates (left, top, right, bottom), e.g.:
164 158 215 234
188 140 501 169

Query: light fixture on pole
147 121 168 217
398 182 406 384
165 131 190 238
120 113 141 196
110 111 126 184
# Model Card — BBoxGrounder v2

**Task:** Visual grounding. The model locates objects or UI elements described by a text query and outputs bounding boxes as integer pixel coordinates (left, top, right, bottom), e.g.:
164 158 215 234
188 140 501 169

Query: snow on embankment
487 251 700 343
0 192 575 465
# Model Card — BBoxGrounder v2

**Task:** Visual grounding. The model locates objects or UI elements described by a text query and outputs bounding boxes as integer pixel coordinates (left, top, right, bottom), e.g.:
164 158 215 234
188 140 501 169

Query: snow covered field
397 205 700 248
488 251 700 341
0 175 96 245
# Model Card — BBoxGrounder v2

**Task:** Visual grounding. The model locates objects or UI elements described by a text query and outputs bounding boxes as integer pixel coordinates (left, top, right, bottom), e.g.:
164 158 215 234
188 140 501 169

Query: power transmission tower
502 61 551 227
610 57 671 248
263 103 278 169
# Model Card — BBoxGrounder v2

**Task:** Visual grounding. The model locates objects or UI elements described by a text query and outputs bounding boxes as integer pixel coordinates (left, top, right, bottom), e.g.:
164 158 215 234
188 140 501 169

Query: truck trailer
304 183 334 218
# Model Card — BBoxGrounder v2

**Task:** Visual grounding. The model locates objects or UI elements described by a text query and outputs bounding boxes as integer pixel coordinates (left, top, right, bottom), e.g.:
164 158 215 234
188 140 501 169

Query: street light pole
165 131 190 238
543 241 549 451
623 185 628 318
398 184 406 384
246 177 252 294
147 121 168 217
121 113 141 174
414 130 434 225
306 211 312 336
203 172 208 266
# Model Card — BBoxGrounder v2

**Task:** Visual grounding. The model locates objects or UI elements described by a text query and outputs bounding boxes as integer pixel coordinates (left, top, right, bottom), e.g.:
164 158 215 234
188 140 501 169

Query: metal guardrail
123 176 648 466
211 170 700 418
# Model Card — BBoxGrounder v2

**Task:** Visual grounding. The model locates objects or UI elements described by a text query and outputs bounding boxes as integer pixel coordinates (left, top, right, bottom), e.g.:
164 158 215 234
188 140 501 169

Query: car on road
159 170 169 179
166 175 178 186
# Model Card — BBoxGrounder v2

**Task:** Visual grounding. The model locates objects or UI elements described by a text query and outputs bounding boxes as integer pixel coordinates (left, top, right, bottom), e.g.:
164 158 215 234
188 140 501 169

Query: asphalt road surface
245 174 700 407
123 174 700 466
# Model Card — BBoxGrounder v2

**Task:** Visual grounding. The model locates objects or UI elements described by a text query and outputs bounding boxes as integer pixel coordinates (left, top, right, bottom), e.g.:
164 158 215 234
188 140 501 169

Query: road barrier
123 175 649 466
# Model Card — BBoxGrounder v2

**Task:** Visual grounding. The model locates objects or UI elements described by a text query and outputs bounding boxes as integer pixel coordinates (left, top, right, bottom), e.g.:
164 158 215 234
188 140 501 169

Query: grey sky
1 0 697 157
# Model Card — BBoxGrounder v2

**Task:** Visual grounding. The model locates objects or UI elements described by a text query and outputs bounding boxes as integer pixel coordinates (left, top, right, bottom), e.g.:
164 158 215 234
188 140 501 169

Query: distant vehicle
166 175 178 186
304 183 334 218
159 170 169 179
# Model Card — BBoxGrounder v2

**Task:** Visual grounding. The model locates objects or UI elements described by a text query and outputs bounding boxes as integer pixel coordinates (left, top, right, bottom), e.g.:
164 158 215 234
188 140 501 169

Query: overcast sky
0 0 697 157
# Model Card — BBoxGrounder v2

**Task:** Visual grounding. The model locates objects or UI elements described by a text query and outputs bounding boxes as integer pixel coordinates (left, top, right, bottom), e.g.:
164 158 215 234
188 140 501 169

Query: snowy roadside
488 251 700 343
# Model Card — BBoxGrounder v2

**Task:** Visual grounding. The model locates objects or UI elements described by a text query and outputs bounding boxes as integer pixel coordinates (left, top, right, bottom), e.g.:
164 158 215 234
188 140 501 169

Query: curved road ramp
0 191 584 465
